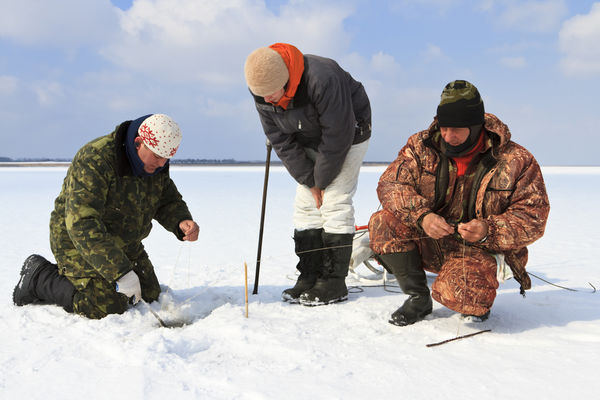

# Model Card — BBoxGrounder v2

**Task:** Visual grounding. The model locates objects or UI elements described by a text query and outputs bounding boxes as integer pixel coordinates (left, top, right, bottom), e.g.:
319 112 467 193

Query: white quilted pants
293 140 369 234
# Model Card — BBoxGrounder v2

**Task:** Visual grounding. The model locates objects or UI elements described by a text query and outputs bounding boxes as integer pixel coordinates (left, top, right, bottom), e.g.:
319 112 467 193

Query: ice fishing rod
252 139 272 294
141 299 167 328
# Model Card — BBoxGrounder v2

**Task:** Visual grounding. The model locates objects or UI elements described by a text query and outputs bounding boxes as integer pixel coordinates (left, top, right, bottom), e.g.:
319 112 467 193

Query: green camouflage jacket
49 120 192 285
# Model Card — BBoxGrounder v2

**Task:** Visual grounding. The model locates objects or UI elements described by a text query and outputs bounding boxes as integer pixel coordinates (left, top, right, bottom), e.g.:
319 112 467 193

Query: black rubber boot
282 229 323 303
299 232 353 306
13 254 76 313
377 250 432 326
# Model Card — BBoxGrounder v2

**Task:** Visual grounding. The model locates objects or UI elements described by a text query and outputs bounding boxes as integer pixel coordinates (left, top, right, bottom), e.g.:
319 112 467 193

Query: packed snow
1 165 599 399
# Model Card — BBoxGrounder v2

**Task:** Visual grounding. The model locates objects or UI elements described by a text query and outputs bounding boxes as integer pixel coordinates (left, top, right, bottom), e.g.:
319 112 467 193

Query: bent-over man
244 43 371 306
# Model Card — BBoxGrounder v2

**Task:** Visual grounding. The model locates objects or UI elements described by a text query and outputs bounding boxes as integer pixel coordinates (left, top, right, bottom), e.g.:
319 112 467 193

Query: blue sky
1 0 598 165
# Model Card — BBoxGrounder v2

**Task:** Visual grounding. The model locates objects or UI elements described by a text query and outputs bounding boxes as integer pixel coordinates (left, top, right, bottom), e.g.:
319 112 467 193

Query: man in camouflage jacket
369 80 549 326
13 114 199 319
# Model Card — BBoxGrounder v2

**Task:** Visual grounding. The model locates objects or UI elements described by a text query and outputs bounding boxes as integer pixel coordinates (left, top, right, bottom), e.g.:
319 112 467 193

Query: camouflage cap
436 80 484 127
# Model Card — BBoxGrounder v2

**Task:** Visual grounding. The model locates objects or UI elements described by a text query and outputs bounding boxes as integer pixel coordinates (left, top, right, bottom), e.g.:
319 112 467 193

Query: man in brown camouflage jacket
369 80 549 326
13 114 200 319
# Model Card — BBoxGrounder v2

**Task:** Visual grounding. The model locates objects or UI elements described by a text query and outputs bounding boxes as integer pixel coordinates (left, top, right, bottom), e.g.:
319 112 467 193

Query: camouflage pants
369 209 498 316
66 253 161 319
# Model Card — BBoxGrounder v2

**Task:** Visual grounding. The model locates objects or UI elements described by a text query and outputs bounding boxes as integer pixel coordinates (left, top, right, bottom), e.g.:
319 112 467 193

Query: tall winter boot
377 250 432 326
282 229 324 303
299 232 353 306
13 254 76 313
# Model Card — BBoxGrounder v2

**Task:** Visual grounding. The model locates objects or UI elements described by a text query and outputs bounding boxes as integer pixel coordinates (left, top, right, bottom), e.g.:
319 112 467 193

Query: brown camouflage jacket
49 120 193 286
377 113 550 290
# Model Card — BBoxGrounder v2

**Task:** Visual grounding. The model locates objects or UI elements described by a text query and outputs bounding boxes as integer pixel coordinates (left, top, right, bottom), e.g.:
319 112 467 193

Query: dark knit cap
436 80 484 127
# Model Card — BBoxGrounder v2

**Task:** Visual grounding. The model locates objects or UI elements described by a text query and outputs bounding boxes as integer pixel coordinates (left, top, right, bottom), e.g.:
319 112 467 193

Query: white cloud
100 0 354 86
0 0 119 47
370 52 402 74
338 50 404 89
487 0 568 33
31 81 64 106
500 56 527 68
389 0 461 16
0 75 18 95
422 44 448 63
559 3 600 76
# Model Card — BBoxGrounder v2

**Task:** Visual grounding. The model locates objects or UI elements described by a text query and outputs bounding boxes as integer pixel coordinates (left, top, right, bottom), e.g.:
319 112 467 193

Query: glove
115 270 142 304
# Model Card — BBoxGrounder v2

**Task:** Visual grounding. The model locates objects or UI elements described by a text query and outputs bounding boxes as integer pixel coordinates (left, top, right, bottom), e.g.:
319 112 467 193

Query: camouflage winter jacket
49 120 192 285
377 113 550 290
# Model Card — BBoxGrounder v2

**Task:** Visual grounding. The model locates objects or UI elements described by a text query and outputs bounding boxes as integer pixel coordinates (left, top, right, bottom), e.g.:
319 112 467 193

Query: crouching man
369 80 549 326
13 114 199 319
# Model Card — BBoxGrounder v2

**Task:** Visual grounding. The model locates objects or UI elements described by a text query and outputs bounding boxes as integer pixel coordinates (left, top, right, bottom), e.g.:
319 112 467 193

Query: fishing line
160 241 192 313
528 272 597 293
163 241 186 300
458 240 468 338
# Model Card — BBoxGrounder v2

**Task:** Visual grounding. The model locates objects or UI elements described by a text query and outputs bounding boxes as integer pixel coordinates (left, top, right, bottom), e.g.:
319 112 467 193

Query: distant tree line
0 157 278 165
1 157 385 165
0 157 71 162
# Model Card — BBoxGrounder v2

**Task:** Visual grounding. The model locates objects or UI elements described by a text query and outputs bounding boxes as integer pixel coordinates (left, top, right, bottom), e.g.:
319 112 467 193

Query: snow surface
1 165 599 400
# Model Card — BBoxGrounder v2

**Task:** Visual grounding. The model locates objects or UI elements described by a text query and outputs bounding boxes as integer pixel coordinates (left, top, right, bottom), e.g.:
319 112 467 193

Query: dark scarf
125 114 168 177
442 124 483 157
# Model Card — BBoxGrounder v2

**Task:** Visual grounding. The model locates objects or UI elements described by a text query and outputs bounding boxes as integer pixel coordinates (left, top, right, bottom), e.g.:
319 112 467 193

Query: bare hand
310 186 324 209
457 219 488 242
422 213 455 239
179 220 199 241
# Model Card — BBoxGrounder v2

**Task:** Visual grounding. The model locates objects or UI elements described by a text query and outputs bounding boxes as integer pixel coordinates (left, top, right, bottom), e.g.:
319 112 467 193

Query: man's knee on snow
72 278 129 319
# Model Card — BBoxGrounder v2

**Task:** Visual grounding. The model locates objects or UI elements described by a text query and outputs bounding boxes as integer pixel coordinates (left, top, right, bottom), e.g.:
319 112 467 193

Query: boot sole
461 311 490 323
13 257 39 306
299 294 348 307
388 308 432 326
13 254 50 306
281 293 301 304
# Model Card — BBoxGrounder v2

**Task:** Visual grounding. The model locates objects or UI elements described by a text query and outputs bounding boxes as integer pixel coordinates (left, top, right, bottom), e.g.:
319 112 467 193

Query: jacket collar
424 113 510 154
115 121 133 177
114 120 170 178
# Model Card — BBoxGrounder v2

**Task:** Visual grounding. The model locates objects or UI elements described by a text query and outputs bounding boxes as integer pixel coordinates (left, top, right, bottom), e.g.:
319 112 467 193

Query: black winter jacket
252 55 371 189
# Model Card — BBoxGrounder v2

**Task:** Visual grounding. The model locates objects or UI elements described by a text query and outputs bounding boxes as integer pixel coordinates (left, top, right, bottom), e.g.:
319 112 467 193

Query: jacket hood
425 113 512 151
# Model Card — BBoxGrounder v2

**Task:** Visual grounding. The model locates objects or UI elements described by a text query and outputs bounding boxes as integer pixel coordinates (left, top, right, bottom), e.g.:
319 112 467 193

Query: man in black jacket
244 43 371 306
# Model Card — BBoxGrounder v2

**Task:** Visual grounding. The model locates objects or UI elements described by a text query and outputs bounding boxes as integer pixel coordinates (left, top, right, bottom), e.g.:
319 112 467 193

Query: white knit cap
138 114 181 158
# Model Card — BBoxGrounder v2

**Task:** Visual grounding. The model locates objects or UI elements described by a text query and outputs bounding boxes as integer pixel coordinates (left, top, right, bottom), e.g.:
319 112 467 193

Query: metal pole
253 139 272 294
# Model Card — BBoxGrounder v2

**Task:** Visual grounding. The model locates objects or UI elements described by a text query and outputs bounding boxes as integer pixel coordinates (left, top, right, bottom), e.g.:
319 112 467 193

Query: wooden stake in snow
426 329 491 347
244 262 249 318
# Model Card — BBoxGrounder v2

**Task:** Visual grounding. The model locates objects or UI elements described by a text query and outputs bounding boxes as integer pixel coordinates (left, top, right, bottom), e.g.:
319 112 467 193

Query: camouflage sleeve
483 152 550 252
64 150 132 283
377 135 433 229
154 176 193 240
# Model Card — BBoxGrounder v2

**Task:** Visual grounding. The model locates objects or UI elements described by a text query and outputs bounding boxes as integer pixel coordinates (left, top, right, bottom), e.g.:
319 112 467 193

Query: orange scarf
451 132 485 177
269 43 304 110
